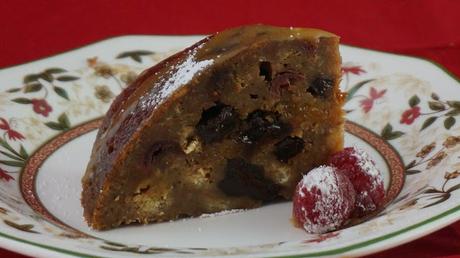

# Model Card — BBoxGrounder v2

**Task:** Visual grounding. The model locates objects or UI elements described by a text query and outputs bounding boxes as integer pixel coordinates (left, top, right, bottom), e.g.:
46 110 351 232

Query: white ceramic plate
0 35 459 258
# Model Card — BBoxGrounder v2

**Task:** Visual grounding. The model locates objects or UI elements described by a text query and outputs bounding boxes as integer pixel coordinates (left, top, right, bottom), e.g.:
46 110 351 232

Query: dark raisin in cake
81 24 345 230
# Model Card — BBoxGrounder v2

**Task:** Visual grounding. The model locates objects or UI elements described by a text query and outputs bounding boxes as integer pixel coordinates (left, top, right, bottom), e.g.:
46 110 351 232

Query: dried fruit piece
308 77 334 98
293 166 356 234
259 61 272 81
270 71 304 96
196 102 240 144
218 158 280 201
274 136 305 162
328 147 385 217
239 110 291 144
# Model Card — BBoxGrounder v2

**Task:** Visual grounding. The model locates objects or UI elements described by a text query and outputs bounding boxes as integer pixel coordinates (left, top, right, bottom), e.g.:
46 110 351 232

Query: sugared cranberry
293 166 356 234
328 147 385 217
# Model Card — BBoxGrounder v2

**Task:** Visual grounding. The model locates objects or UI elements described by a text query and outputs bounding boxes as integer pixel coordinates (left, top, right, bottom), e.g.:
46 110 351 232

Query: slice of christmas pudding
81 24 345 230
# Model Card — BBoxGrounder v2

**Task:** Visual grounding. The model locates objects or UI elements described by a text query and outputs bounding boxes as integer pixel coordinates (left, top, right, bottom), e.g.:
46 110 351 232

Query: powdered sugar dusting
137 43 214 113
352 148 383 191
159 45 214 99
199 209 246 218
302 166 338 196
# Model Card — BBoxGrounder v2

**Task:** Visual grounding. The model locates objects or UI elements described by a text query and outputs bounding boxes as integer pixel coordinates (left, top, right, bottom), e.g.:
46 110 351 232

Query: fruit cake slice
81 25 344 230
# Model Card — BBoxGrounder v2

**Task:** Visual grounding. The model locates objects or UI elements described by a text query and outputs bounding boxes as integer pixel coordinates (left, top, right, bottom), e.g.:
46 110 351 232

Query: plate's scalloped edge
0 34 459 86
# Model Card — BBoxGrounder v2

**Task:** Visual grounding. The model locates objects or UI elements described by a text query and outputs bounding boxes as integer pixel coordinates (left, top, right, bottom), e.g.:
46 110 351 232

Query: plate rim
0 34 458 257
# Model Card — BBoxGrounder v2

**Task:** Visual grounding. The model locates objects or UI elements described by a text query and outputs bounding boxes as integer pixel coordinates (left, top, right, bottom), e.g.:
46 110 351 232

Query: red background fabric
0 0 459 257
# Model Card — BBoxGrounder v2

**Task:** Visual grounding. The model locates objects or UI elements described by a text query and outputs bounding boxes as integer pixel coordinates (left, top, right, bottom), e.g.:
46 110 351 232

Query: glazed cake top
104 25 337 140
84 24 338 187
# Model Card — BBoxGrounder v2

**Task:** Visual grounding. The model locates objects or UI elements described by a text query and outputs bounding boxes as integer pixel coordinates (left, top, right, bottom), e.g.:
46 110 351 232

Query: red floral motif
0 118 25 141
400 106 421 125
359 87 387 113
0 167 14 182
342 65 366 76
31 99 52 117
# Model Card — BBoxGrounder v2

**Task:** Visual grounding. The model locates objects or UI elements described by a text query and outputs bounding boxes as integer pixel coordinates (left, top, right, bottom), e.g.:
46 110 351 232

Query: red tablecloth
1 1 459 257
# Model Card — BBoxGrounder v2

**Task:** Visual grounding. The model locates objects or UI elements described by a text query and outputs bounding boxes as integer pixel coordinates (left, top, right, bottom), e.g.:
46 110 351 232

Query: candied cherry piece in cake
292 166 356 234
328 147 385 217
